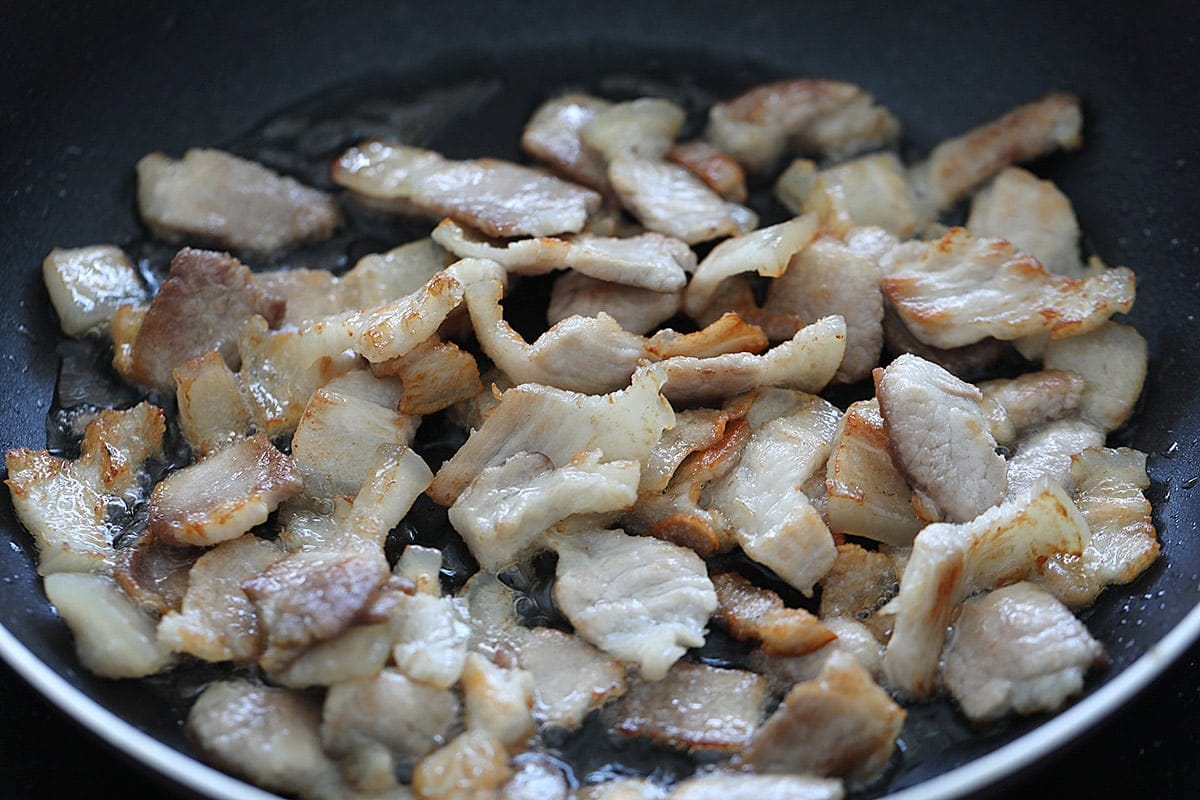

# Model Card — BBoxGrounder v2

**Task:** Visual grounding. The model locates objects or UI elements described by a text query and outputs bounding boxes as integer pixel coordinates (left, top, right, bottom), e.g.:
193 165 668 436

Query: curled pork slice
875 353 1007 523
648 312 768 360
943 581 1106 723
433 218 692 292
1034 447 1159 608
882 478 1089 698
371 333 483 416
42 245 146 336
5 402 164 575
136 148 340 256
712 571 835 657
736 651 905 787
333 139 601 238
123 247 286 391
174 351 253 458
1041 321 1147 432
548 271 682 335
764 234 884 383
909 92 1083 212
608 155 757 245
776 154 924 239
670 773 845 800
708 394 842 595
461 651 536 752
639 408 729 494
450 450 640 571
979 369 1086 445
824 399 921 546
521 92 614 190
516 626 629 730
881 228 1135 349
607 661 768 752
1004 418 1106 498
429 363 674 506
667 140 748 202
706 78 901 173
551 529 717 680
411 730 513 800
147 433 302 547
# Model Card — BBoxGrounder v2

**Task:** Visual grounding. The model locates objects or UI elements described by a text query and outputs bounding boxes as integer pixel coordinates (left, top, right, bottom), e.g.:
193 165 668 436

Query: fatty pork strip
881 227 1135 350
775 153 925 239
1033 447 1159 608
551 528 718 681
908 92 1083 213
666 140 749 203
5 402 164 575
874 354 1007 523
136 148 341 256
332 140 602 238
711 571 836 656
605 661 769 752
520 92 614 191
547 271 682 334
941 581 1106 723
669 774 846 800
705 78 901 173
1040 321 1148 432
881 478 1090 698
817 543 901 624
42 245 147 336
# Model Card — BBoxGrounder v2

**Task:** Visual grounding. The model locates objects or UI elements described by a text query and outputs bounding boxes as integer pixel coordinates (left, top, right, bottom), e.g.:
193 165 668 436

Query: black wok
2 1 1198 798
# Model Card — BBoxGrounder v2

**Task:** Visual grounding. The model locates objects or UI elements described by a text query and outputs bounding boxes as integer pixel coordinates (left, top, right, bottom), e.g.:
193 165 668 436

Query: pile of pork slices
7 77 1157 800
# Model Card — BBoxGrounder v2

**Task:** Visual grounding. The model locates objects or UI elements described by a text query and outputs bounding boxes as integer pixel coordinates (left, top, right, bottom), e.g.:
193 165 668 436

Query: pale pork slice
460 651 536 753
174 351 253 458
942 582 1106 723
42 245 146 336
670 774 845 800
333 140 601 238
579 97 687 163
979 369 1086 446
881 478 1090 698
749 617 886 694
551 529 717 680
776 153 923 238
667 140 748 202
881 228 1135 349
1004 418 1106 498
395 545 444 597
515 626 629 730
390 592 472 689
547 271 682 335
1041 321 1148 432
711 571 835 657
136 149 340 255
521 92 614 190
411 730 513 800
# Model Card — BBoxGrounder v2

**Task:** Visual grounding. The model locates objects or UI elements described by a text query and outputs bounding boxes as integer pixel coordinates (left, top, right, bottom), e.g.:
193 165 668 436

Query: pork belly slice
580 97 687 162
516 626 629 730
706 78 900 173
979 369 1086 446
333 139 601 238
44 572 175 678
818 543 900 621
147 434 302 547
671 774 845 800
608 154 758 245
174 351 253 458
432 217 693 292
450 451 640 571
607 661 768 752
825 399 921 546
412 729 513 800
712 571 835 656
882 228 1135 349
1042 321 1147 432
709 394 842 595
648 313 769 361
551 529 717 680
777 154 923 239
391 592 472 689
683 214 817 320
521 92 614 190
667 140 748 203
1005 418 1106 498
749 616 887 694
430 363 674 506
736 651 905 786
42 245 147 336
396 545 443 597
881 478 1089 698
371 334 482 416
137 148 340 255
112 532 198 616
548 271 682 335
156 533 284 664
1034 447 1159 608
875 353 1007 523
502 756 570 800
639 408 730 494
764 235 883 384
880 303 1011 382
910 92 1083 212
660 315 847 407
943 581 1106 723
462 652 536 752
5 402 165 575
690 274 807 344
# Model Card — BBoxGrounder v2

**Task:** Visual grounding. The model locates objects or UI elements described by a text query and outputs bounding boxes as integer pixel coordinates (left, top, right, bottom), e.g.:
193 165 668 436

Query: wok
1 1 1197 797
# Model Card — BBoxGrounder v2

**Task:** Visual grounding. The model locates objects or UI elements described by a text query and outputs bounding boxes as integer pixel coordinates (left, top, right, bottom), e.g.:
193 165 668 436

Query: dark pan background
2 1 1198 798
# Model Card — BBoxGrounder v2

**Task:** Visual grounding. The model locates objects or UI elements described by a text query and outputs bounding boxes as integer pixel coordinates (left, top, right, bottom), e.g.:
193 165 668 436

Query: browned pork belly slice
667 140 749 202
1041 321 1147 432
551 529 717 681
638 408 730 494
712 571 836 657
706 78 900 173
390 591 472 690
910 92 1083 212
978 369 1086 446
817 543 900 622
881 228 1135 349
736 651 905 787
412 730 513 800
515 626 629 730
776 153 924 238
42 244 147 336
1004 418 1106 498
548 271 683 335
137 148 341 256
875 353 1007 523
647 312 768 360
174 351 253 458
370 333 482 416
670 773 846 800
943 582 1106 723
521 92 615 190
606 661 769 752
881 478 1089 698
461 652 536 753
748 616 887 694
580 97 688 162
333 140 601 238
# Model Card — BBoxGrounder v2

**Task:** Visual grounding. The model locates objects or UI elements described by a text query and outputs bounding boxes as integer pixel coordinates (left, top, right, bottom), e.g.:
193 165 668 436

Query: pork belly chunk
137 149 340 256
875 353 1007 523
712 571 834 656
548 271 682 335
42 245 147 336
502 757 570 800
521 92 614 190
333 140 601 237
942 582 1106 723
670 773 845 800
882 478 1089 698
551 529 717 680
411 729 513 800
581 97 686 160
515 626 629 730
1041 321 1147 432
736 651 905 787
817 543 899 622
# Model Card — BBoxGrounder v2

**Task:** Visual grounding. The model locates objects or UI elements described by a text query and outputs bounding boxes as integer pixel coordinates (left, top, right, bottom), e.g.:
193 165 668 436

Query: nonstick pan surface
2 1 1198 798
